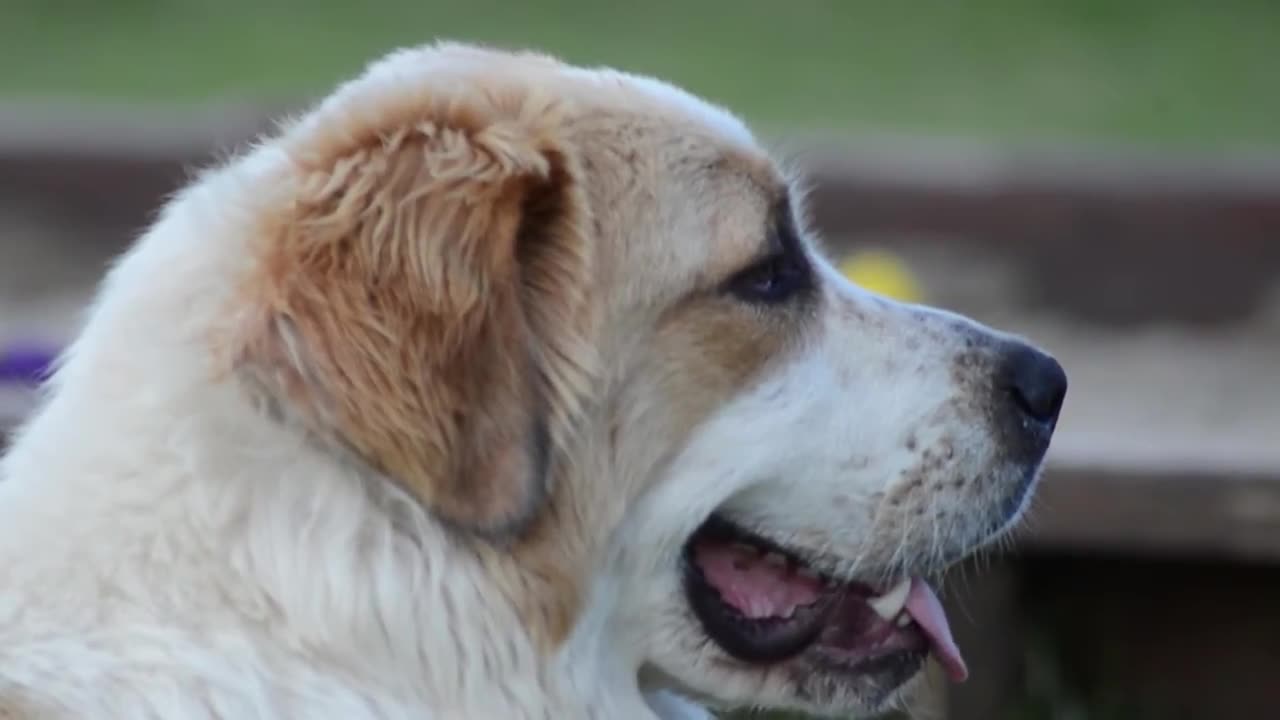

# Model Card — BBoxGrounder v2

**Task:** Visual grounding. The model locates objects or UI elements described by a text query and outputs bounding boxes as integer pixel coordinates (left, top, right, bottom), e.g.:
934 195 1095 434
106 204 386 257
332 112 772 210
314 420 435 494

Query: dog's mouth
682 515 967 685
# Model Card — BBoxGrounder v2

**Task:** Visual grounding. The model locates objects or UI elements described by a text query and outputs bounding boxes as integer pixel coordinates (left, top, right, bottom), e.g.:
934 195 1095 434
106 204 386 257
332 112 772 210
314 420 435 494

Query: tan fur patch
655 296 811 440
234 72 597 541
649 175 811 435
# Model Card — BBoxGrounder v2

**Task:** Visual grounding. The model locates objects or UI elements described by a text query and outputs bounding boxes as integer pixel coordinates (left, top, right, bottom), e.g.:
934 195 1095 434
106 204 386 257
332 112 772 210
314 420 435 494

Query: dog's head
230 43 1066 717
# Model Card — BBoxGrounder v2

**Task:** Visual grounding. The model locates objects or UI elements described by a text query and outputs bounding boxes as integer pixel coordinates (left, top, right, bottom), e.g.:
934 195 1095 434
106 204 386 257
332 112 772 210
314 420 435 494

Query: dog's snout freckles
807 279 1065 571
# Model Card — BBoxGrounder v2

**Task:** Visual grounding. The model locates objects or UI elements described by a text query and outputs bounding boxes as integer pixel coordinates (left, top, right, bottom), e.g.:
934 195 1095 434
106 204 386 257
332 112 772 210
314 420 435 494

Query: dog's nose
999 342 1067 426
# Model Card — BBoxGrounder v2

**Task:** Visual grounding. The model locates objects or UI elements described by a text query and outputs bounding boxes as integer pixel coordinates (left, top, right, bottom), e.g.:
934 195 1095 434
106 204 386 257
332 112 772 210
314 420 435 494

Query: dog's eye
726 253 810 304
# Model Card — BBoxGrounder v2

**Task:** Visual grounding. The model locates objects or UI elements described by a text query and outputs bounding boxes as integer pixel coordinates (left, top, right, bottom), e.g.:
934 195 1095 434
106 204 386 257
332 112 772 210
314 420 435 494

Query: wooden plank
1018 463 1280 563
804 167 1280 328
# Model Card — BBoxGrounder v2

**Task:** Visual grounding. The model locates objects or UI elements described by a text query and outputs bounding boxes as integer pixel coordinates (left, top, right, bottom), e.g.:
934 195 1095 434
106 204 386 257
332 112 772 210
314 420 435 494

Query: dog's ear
234 77 595 540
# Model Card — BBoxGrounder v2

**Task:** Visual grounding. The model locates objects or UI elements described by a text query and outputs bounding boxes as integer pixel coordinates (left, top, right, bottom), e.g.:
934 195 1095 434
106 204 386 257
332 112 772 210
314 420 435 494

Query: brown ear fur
236 79 595 539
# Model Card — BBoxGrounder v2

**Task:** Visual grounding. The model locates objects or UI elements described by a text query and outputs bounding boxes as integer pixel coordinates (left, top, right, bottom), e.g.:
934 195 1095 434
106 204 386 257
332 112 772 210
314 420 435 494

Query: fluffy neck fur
0 153 700 719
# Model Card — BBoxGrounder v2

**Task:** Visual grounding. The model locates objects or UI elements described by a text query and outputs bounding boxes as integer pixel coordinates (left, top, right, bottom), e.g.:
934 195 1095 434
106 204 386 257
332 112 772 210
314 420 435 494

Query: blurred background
2 2 1278 718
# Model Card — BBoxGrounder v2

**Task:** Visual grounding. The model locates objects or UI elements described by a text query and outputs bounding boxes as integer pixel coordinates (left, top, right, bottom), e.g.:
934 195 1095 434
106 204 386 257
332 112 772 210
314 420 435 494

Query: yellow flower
839 251 924 303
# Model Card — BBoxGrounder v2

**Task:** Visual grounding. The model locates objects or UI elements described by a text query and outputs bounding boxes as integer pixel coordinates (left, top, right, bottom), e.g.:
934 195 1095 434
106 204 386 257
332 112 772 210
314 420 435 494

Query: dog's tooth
763 552 787 568
867 578 913 620
896 614 913 628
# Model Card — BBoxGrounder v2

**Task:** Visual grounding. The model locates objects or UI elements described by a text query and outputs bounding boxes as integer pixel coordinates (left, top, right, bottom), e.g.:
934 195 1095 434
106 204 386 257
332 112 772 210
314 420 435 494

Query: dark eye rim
724 250 814 305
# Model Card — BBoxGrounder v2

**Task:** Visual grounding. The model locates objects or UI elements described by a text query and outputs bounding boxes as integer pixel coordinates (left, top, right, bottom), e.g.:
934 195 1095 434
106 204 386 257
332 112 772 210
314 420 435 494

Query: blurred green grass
2 0 1279 147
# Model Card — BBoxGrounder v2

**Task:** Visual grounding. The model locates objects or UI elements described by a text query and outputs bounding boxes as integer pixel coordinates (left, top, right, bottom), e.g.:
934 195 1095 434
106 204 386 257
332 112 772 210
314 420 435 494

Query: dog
0 42 1066 719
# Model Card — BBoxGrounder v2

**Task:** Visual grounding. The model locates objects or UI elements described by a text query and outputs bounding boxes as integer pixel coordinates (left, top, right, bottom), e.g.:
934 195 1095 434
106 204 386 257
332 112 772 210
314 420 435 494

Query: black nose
1000 342 1067 425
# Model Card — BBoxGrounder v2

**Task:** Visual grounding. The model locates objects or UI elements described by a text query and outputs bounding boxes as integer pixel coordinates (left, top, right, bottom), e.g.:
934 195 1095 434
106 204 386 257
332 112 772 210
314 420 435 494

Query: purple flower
0 345 57 384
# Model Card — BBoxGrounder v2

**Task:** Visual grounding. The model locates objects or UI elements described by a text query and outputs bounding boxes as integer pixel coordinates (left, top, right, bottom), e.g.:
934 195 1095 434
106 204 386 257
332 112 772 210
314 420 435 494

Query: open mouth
682 515 968 684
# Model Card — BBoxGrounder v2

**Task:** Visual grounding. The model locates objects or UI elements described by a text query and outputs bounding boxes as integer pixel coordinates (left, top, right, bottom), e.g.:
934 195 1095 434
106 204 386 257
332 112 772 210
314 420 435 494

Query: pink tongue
694 543 826 619
905 579 968 682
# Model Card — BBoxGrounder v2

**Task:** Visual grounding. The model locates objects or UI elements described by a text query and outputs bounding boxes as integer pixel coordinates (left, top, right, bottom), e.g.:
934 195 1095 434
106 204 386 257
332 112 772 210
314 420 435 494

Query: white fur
0 50 732 720
0 43 1053 720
